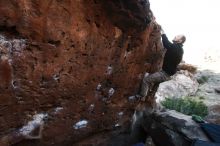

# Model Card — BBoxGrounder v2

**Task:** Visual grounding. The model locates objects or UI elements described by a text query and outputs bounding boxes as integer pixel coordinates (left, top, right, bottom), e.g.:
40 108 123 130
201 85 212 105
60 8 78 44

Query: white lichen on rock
96 83 102 91
108 88 115 97
73 120 88 130
118 112 124 116
54 107 63 114
106 65 113 75
19 113 48 136
114 123 120 127
53 74 60 81
88 104 95 112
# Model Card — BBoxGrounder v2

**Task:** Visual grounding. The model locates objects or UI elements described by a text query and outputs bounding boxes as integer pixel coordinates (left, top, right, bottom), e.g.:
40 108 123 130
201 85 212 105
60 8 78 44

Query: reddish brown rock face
0 0 164 145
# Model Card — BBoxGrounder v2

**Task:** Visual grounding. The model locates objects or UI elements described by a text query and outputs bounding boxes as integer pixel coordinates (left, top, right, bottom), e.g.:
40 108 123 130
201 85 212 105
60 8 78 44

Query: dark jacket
162 34 184 76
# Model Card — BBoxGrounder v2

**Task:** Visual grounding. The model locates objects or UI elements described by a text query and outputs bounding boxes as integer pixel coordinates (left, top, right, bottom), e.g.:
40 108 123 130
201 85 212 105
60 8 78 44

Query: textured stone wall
0 0 164 145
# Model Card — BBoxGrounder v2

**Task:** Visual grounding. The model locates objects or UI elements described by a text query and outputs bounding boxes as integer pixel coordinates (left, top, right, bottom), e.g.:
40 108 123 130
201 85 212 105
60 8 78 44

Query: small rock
205 89 214 93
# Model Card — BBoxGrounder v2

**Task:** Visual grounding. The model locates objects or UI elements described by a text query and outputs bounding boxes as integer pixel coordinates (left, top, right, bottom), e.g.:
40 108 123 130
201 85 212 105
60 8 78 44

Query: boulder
195 70 220 124
156 70 199 102
134 110 210 146
155 69 220 124
0 0 164 145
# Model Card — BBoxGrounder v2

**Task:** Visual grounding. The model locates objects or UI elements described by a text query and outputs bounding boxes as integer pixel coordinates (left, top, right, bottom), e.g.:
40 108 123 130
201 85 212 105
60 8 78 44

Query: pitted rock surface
0 0 164 145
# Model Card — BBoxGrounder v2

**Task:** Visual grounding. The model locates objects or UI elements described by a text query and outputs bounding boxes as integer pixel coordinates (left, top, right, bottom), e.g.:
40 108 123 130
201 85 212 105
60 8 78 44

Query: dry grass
178 63 197 74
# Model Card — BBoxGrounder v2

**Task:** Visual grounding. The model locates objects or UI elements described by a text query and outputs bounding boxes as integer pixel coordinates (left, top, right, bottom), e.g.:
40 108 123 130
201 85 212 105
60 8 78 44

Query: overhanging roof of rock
102 0 151 33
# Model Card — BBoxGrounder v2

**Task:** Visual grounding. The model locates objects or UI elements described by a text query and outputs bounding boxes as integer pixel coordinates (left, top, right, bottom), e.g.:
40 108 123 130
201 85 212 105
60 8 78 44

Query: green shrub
161 97 208 117
199 96 205 100
197 75 209 84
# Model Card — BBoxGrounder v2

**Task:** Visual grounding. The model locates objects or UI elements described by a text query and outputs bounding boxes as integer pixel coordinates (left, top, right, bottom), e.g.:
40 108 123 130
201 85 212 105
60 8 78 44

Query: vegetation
197 75 209 84
199 96 205 100
161 97 208 117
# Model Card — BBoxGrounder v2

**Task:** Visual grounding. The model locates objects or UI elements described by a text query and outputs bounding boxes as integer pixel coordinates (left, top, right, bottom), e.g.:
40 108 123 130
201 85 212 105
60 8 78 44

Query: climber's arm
161 34 176 50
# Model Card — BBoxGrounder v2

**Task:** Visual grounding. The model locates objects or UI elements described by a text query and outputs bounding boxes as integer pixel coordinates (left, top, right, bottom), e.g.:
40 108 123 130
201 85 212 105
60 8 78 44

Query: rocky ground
122 67 220 146
195 70 220 123
156 67 220 124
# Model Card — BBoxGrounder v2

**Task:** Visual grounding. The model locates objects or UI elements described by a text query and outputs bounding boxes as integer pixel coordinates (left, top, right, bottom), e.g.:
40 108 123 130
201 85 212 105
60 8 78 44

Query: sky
150 0 220 72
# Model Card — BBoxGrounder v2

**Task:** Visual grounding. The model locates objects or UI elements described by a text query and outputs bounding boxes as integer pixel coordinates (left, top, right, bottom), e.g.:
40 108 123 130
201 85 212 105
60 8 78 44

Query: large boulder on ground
156 70 199 102
155 69 220 124
141 110 210 146
0 0 164 145
195 70 220 124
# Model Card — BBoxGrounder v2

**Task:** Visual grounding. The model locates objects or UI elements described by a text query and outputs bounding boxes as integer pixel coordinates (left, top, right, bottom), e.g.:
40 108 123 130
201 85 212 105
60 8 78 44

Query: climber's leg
139 71 170 100
139 82 149 101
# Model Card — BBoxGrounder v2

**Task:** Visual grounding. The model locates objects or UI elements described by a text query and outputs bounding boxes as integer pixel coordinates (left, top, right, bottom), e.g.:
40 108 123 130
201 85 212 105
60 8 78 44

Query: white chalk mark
53 74 60 81
96 83 102 90
74 120 88 130
106 65 113 75
108 88 115 97
19 113 48 136
54 107 63 114
118 112 124 116
115 123 120 127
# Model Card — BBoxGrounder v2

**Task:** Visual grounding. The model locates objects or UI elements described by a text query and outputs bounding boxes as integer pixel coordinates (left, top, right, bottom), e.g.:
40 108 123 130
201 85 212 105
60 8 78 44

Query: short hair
181 35 186 44
173 35 186 44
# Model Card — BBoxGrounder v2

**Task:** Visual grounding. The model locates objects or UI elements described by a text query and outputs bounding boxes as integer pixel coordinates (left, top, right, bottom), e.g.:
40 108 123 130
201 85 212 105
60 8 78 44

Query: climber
139 28 186 100
130 29 186 145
